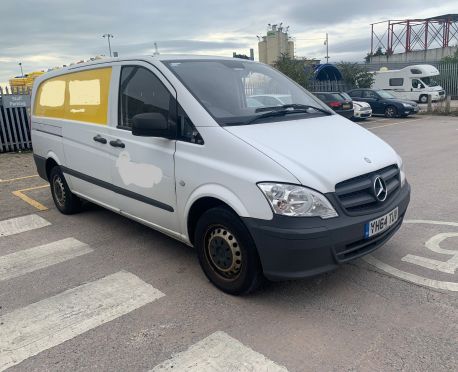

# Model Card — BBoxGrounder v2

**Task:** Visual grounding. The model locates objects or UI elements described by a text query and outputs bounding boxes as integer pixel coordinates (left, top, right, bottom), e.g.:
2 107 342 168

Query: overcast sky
1 0 456 84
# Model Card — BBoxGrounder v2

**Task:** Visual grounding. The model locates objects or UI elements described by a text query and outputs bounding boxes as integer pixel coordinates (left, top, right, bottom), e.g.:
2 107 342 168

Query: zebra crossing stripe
0 238 93 282
0 271 164 371
0 214 50 238
151 331 288 371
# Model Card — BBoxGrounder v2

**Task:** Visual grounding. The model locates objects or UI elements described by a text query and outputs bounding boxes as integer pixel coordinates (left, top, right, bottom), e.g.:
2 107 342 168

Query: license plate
342 104 351 109
364 207 398 239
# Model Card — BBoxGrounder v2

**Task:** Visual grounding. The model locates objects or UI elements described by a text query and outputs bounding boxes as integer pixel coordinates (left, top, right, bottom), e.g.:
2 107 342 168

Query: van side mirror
132 113 171 138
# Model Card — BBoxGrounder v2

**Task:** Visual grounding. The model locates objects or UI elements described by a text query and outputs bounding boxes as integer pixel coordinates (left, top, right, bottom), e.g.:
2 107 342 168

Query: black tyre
384 105 397 118
419 94 428 103
50 166 81 214
195 207 263 295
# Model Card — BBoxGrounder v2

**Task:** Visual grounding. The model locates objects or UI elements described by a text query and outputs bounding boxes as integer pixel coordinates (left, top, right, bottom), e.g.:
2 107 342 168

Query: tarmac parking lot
0 115 457 371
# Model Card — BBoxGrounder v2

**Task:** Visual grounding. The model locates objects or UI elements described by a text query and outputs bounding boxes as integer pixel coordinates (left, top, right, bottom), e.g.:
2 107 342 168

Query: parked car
347 88 419 118
337 92 371 121
31 56 410 295
313 92 354 119
352 101 372 120
249 94 292 106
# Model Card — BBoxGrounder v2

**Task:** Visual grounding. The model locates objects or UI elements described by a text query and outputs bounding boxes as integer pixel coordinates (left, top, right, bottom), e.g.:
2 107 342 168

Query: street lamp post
324 33 330 63
18 62 24 77
102 34 114 57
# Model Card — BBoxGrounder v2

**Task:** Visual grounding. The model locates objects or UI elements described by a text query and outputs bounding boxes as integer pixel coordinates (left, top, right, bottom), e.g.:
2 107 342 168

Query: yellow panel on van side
34 67 112 125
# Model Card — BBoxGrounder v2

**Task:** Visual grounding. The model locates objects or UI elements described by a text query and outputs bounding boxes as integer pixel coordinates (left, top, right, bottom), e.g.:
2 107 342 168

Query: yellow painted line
0 175 39 183
12 184 49 211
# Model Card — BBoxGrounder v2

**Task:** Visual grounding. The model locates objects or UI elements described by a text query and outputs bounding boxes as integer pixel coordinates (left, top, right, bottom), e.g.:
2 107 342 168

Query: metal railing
0 88 32 153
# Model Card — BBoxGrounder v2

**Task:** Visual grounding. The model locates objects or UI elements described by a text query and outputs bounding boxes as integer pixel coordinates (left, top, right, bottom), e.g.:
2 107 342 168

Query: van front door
410 79 425 101
110 63 179 235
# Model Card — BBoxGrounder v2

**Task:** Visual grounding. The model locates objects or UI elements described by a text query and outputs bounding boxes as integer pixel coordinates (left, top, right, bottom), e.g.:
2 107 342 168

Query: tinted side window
118 66 171 129
362 90 378 99
389 78 404 86
348 90 362 98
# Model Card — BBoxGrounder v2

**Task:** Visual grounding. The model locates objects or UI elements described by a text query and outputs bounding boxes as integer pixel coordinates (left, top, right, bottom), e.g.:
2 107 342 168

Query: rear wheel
50 166 81 214
195 207 263 295
384 105 397 118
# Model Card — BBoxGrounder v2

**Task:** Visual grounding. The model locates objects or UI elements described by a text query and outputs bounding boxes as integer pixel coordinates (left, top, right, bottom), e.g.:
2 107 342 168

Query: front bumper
354 110 372 118
403 106 419 115
243 182 411 281
336 109 354 119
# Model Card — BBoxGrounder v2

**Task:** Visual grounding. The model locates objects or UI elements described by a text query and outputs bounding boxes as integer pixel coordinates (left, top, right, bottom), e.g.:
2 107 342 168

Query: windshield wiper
255 104 332 115
243 108 310 125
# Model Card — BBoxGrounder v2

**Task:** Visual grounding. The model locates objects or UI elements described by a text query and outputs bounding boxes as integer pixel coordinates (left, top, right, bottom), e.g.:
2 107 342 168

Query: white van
372 65 445 103
31 55 410 294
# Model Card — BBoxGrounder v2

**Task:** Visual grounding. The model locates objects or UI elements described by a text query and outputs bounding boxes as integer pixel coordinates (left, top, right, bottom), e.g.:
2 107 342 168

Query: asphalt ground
0 115 457 371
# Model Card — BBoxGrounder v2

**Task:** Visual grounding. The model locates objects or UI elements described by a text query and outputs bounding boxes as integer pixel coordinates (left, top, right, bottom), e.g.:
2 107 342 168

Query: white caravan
31 55 410 294
372 65 445 103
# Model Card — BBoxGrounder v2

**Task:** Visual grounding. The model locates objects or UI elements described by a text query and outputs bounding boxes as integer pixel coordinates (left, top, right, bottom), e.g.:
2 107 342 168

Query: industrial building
258 24 294 65
370 14 458 63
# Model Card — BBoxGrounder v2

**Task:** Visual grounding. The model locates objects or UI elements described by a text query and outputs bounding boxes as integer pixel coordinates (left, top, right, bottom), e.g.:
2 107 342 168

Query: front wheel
419 94 428 103
384 105 397 118
195 207 263 295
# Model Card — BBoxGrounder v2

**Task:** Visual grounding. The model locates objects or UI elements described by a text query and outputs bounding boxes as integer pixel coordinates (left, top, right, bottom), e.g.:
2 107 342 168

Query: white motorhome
372 65 445 103
31 55 410 294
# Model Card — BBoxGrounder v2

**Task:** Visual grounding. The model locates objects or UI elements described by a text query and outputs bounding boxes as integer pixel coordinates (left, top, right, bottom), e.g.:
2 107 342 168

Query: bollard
427 94 432 113
445 95 451 114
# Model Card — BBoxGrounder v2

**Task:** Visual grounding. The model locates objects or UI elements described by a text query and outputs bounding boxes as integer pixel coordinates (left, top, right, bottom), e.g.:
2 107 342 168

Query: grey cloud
1 0 456 82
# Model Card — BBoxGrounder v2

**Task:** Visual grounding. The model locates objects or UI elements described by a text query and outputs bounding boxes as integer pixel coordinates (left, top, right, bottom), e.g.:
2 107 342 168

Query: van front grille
335 165 401 215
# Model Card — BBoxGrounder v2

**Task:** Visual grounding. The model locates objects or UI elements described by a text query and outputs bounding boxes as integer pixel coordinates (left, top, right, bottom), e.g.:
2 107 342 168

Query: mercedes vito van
31 55 410 294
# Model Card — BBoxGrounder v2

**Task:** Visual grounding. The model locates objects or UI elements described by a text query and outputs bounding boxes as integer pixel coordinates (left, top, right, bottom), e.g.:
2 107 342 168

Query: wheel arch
44 151 62 181
185 185 254 246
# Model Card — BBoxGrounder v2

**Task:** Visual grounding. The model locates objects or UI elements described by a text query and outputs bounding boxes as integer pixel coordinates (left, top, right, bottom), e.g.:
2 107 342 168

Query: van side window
177 105 204 145
118 66 171 130
412 79 424 89
389 78 404 86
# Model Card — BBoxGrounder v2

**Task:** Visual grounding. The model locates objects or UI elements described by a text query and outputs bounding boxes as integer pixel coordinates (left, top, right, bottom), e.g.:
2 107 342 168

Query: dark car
313 92 354 119
347 88 419 118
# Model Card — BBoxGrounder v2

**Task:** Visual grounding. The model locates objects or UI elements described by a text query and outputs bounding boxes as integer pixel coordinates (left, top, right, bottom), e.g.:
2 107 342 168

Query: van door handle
109 139 125 148
93 135 107 144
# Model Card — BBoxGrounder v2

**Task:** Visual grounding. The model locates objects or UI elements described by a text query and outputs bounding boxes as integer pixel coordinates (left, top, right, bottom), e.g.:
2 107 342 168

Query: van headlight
258 183 338 218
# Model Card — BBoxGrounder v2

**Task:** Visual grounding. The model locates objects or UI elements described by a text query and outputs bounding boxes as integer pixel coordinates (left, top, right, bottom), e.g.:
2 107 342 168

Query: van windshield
164 59 332 126
421 77 439 87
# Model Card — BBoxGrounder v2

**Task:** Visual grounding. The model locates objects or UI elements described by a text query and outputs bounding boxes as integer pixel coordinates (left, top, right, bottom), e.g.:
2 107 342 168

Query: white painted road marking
0 214 50 238
363 255 458 292
151 331 288 372
0 271 165 371
363 219 458 292
368 118 423 130
0 238 93 282
402 232 458 274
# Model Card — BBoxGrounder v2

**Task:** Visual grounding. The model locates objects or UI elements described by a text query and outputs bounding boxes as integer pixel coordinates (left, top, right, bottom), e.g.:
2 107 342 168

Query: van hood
224 115 400 193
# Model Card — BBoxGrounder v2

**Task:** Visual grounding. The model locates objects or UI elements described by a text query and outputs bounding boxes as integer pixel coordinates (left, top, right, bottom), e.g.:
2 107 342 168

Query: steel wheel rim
205 225 242 280
53 176 66 207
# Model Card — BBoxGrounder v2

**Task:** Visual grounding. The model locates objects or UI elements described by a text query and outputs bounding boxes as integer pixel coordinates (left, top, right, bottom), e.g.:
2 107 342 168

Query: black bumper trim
243 182 410 281
33 154 48 181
